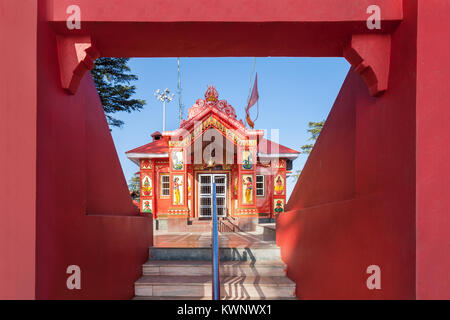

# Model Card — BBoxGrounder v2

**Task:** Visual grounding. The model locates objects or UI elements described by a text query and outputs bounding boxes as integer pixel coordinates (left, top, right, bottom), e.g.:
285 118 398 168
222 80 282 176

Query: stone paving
153 230 276 248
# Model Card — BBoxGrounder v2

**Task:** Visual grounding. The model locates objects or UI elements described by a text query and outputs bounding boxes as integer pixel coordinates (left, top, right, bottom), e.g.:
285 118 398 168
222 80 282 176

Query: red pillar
416 0 450 300
0 0 38 300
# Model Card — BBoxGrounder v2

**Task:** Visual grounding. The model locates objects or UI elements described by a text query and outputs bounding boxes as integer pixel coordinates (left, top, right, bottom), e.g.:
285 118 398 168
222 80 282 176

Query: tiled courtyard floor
153 231 276 248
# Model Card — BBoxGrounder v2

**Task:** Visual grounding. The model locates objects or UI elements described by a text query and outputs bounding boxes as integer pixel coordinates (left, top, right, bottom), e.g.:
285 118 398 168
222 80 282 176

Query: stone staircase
134 246 296 300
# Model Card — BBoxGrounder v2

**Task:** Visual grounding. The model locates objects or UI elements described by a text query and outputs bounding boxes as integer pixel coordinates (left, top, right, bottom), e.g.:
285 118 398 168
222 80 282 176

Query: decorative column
236 143 258 230
231 164 239 217
186 164 194 218
168 148 189 230
139 159 154 217
272 158 287 219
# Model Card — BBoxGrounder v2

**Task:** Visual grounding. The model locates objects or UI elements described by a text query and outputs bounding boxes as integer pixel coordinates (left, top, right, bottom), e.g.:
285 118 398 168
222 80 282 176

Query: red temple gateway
126 86 299 232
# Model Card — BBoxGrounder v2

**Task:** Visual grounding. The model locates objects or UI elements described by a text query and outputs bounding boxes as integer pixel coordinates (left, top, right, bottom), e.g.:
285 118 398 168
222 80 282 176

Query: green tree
291 120 324 180
91 58 146 129
300 121 324 154
128 173 140 201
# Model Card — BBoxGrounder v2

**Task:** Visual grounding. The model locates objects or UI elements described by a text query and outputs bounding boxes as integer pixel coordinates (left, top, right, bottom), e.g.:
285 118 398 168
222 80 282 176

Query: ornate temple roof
126 136 170 156
186 85 237 121
126 86 299 163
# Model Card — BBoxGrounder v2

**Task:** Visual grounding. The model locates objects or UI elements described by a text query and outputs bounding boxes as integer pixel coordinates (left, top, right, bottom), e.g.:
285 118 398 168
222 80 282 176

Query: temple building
126 86 299 232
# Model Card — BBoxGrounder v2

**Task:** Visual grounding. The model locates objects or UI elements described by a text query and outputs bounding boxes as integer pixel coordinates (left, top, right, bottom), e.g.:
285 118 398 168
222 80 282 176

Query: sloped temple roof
126 86 299 164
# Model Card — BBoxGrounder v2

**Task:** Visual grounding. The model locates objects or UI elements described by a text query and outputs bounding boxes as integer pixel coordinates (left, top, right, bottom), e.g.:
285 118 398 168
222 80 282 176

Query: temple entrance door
198 174 227 218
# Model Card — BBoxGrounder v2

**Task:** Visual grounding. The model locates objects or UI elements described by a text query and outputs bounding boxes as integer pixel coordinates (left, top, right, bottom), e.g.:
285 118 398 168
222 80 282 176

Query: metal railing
211 182 220 300
218 216 240 233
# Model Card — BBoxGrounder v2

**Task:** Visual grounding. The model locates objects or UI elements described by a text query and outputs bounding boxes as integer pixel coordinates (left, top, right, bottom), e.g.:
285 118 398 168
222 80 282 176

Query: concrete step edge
135 275 296 287
142 260 286 267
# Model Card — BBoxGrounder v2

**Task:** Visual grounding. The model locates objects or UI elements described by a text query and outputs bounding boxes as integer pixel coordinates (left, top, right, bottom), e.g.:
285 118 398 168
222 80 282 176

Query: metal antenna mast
177 58 184 125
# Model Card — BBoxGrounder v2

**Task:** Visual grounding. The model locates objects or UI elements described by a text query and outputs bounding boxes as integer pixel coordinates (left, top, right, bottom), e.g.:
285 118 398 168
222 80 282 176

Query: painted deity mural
141 175 152 196
242 174 254 205
242 150 253 170
172 150 184 170
274 174 285 196
188 177 192 197
173 175 184 205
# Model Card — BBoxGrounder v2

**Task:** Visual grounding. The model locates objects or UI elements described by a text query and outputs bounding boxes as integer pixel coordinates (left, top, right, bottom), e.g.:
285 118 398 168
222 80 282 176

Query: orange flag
245 73 259 129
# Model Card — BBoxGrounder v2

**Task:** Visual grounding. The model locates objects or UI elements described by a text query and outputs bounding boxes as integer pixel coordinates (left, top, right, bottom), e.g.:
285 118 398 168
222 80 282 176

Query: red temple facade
126 86 299 231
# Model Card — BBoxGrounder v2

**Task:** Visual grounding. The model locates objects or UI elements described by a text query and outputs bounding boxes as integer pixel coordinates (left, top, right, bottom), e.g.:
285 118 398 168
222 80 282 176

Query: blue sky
111 57 350 200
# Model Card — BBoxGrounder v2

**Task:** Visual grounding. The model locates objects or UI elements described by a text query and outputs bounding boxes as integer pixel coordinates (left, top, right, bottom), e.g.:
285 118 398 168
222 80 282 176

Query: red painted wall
286 74 356 211
47 0 402 58
278 1 419 299
85 79 140 215
1 0 449 300
34 1 152 299
0 0 37 300
416 0 450 300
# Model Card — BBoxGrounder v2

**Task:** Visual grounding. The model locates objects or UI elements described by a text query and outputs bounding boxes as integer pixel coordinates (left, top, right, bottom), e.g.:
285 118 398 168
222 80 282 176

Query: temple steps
143 260 287 277
134 275 296 299
148 246 281 261
134 243 296 300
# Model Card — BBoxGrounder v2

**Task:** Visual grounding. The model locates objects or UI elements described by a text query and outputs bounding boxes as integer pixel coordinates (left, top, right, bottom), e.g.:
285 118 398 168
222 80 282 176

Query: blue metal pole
212 182 220 300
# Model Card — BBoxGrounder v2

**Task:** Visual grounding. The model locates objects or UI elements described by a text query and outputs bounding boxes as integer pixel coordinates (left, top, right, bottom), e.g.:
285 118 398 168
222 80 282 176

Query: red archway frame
52 0 396 96
1 0 450 300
